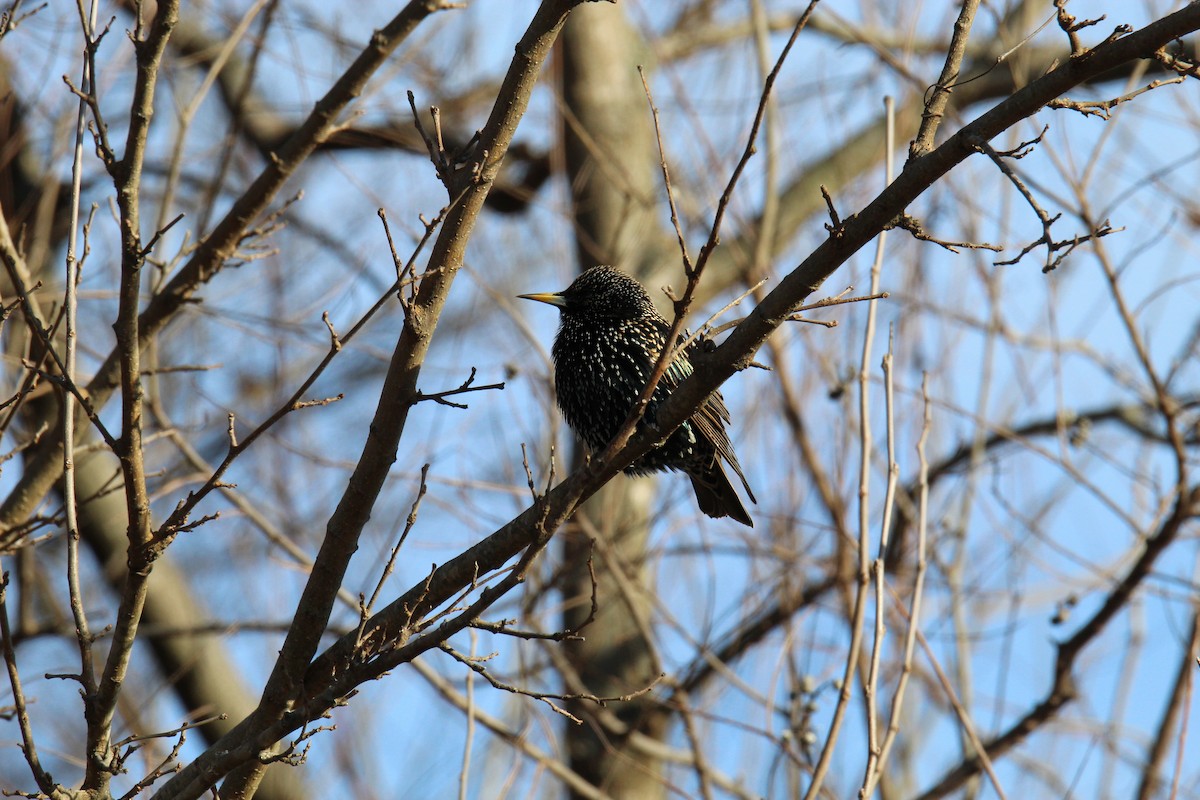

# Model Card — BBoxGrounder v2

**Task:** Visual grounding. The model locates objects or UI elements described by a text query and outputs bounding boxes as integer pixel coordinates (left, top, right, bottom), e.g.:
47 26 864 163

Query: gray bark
560 4 668 797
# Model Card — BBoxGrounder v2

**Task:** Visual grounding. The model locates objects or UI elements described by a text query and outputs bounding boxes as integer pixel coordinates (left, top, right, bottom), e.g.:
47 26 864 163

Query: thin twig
1054 0 1110 58
598 2 819 474
414 367 505 410
154 197 460 544
439 642 663 725
362 465 430 617
806 88 893 800
0 245 118 449
913 625 1009 799
0 0 464 557
968 133 1119 271
0 1 48 40
860 326 899 793
411 659 614 800
638 66 692 272
865 372 932 796
749 0 781 281
820 184 843 237
1048 76 1185 118
1135 607 1199 800
64 0 100 718
893 213 1002 253
457 631 476 800
673 684 716 800
909 0 983 158
0 572 58 795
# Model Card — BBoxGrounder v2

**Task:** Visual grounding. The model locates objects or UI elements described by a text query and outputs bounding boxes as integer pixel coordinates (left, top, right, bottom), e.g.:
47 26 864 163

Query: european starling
520 265 757 527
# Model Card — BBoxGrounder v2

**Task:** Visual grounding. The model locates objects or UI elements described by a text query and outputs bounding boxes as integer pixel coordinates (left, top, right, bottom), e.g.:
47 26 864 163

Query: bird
520 265 757 527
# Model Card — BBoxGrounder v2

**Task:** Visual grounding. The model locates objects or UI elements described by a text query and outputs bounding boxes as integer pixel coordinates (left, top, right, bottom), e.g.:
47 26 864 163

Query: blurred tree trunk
72 444 306 800
558 4 669 797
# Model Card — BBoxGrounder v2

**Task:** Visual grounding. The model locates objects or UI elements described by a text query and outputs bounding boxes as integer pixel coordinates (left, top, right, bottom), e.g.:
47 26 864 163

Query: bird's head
519 265 656 321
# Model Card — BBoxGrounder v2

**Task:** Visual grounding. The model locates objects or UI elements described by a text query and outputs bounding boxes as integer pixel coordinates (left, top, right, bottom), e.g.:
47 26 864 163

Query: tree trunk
559 4 668 797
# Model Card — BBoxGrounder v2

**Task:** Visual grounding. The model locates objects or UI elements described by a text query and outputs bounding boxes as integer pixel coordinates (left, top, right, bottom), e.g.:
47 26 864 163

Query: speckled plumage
521 265 757 526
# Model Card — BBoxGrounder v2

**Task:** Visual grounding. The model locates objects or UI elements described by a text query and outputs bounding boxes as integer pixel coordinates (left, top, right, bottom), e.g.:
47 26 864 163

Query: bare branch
0 572 62 797
414 367 505 410
967 134 1121 271
1048 76 1185 118
909 0 982 158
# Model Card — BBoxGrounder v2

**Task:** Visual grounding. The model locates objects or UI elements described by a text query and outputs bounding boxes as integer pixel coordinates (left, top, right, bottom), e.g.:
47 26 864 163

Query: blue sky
1 1 1198 798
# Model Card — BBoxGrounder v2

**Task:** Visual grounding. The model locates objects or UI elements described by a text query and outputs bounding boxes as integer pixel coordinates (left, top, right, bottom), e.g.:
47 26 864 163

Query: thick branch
83 1 179 792
158 2 588 798
97 6 1200 797
318 0 1200 714
0 0 456 550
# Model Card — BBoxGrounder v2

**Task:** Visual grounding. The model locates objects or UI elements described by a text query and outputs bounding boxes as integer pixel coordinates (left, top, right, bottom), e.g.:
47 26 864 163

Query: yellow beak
518 291 567 308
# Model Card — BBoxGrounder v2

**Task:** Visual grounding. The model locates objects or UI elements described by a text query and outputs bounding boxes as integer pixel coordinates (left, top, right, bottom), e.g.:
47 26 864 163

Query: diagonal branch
157 2 589 798
913 482 1200 800
83 0 178 792
0 0 461 551
304 0 1200 727
137 6 1200 796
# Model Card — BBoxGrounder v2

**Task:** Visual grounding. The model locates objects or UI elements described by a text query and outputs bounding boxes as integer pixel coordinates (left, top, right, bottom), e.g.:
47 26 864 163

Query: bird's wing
653 331 756 502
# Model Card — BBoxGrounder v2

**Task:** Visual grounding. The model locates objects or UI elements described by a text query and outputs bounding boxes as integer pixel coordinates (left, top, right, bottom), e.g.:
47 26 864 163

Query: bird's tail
689 461 754 528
